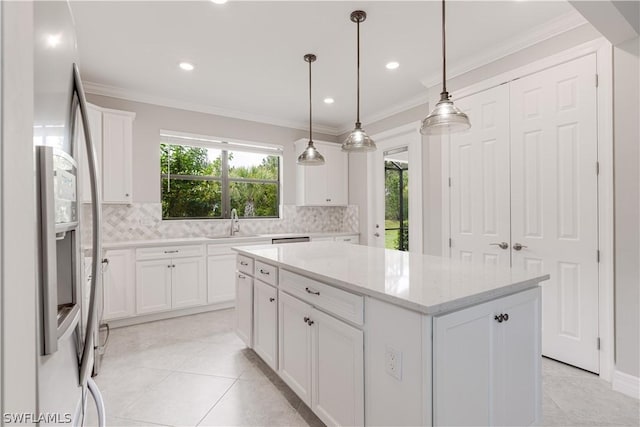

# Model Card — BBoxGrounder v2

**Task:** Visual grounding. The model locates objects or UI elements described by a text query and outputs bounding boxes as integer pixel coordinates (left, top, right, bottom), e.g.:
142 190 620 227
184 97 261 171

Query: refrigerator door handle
73 63 103 388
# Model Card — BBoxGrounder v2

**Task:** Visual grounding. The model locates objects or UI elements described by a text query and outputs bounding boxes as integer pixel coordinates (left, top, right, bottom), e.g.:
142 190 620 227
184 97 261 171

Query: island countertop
233 241 549 315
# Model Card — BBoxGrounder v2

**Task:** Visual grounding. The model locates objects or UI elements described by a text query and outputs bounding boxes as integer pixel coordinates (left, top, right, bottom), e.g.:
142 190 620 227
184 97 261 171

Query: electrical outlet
385 346 402 381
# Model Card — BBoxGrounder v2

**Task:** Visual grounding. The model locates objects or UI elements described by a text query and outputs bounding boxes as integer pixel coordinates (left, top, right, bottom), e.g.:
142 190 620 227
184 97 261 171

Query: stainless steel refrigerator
34 1 105 424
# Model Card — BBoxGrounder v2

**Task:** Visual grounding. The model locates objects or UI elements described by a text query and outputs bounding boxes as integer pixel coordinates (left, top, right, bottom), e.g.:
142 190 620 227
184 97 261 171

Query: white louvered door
510 54 599 373
450 84 512 268
448 54 599 373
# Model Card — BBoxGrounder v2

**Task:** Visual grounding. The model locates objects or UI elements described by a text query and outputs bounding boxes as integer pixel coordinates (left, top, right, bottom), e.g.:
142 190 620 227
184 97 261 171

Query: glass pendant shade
297 53 325 166
342 124 376 152
297 141 325 165
420 93 471 135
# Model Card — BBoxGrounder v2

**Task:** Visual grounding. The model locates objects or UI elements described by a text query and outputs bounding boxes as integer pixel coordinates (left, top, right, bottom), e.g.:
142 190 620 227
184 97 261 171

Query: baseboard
104 301 235 329
612 369 640 400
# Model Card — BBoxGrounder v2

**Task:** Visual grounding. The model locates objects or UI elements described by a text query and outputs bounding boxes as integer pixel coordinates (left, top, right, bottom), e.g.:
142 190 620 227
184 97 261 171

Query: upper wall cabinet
295 140 348 206
77 103 135 204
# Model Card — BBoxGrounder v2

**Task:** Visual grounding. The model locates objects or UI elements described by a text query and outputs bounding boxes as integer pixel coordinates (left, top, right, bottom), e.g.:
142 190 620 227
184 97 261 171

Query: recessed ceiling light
46 34 62 48
323 98 335 104
386 61 400 70
211 0 228 4
179 62 194 71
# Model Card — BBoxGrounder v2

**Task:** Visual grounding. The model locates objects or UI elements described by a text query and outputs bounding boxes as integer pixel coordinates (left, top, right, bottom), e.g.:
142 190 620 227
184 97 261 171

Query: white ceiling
71 1 582 134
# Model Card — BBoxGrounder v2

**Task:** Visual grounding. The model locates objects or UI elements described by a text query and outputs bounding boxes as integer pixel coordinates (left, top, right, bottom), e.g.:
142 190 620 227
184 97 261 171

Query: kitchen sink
207 233 260 239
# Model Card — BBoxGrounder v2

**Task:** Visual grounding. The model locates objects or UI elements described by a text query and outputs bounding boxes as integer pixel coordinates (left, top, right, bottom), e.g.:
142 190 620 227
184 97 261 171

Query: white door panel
510 54 599 373
450 84 511 268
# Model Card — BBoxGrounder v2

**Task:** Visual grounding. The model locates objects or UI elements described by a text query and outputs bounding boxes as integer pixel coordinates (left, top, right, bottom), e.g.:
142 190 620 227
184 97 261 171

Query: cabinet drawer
237 254 254 275
279 269 363 326
336 235 359 244
208 244 234 256
136 244 204 260
255 260 278 286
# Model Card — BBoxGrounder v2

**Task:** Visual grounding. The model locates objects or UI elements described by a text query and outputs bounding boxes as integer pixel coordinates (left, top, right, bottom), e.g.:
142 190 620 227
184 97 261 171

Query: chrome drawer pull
305 287 320 296
164 250 179 254
238 274 247 279
259 269 270 275
240 261 249 266
269 297 275 302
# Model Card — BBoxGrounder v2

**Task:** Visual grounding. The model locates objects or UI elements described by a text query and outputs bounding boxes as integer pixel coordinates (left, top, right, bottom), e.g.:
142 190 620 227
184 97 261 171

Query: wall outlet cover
385 345 402 381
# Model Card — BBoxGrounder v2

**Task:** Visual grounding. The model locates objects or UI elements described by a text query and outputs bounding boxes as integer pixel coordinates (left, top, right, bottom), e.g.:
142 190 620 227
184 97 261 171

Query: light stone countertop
233 241 550 316
100 231 359 250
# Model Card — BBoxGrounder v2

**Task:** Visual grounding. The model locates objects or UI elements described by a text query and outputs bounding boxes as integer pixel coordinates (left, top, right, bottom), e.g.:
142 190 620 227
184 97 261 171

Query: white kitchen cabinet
295 140 348 206
77 106 135 204
207 253 236 304
278 290 364 426
311 307 364 427
135 259 172 314
102 110 134 203
172 256 207 309
433 287 541 426
253 280 278 370
102 249 135 320
335 234 359 244
278 291 313 405
76 103 103 203
235 271 254 347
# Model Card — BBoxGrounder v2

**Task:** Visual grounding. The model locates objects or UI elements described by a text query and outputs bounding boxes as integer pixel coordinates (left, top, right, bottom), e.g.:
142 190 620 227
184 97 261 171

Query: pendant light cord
441 0 448 97
308 57 313 143
356 17 361 127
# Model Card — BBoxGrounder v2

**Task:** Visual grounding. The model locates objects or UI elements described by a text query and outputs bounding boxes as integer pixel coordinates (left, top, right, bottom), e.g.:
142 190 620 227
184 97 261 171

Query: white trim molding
83 81 340 136
612 369 640 400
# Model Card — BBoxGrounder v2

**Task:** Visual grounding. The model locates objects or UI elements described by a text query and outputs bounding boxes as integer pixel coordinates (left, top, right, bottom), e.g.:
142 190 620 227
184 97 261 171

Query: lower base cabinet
279 291 364 426
172 256 207 309
136 259 172 314
208 253 236 304
235 272 253 347
433 287 541 426
253 280 278 370
102 249 135 320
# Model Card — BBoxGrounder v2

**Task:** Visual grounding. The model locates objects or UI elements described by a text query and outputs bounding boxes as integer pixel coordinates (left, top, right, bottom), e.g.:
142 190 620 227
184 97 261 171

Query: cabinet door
136 259 172 314
433 298 496 426
207 253 236 304
172 256 207 309
301 162 327 205
102 111 133 203
311 308 364 427
278 291 313 406
253 280 278 370
235 272 253 347
77 104 102 203
324 145 348 206
102 249 135 320
493 288 541 426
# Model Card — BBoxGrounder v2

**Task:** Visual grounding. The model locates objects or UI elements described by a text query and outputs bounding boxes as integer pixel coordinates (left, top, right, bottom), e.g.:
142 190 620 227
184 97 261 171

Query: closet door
449 84 511 267
510 54 599 373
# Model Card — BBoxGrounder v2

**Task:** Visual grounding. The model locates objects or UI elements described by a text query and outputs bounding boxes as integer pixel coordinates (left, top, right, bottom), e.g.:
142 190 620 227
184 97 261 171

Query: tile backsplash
82 203 358 244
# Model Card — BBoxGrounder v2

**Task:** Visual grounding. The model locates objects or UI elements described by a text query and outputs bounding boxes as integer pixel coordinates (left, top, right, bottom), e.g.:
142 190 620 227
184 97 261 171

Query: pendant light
297 53 325 165
342 10 376 152
420 0 471 135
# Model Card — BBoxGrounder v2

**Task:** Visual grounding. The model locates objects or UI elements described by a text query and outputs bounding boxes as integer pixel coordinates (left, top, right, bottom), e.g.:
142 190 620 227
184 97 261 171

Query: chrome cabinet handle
269 297 275 302
503 313 509 321
240 261 248 266
513 243 527 251
494 314 504 323
304 316 310 323
259 269 270 275
489 242 509 250
307 319 315 326
164 250 179 254
305 287 320 296
374 232 380 237
238 274 247 279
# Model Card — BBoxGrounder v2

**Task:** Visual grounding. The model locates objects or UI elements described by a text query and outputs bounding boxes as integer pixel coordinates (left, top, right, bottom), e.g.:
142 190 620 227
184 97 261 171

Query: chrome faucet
230 208 240 236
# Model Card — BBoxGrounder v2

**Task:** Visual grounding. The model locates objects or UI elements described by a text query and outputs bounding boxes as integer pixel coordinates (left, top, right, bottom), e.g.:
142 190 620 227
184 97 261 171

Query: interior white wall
612 36 640 379
85 94 338 205
1 0 37 416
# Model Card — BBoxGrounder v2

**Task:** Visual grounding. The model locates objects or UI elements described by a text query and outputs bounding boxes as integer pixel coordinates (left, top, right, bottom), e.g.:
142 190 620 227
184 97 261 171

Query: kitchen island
233 242 549 427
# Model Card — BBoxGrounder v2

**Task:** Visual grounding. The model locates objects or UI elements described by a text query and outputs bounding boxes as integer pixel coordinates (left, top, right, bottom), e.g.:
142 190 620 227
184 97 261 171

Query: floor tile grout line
195 377 240 427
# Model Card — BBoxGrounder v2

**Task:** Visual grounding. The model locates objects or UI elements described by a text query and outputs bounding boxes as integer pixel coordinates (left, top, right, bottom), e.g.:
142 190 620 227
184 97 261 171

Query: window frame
160 133 282 220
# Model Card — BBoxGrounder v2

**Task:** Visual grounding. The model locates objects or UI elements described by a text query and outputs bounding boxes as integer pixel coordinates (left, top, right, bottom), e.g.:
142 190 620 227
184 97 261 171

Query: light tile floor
84 309 639 427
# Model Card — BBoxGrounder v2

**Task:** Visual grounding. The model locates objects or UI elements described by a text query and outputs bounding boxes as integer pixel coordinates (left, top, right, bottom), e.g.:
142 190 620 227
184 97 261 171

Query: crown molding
83 81 341 136
420 10 589 89
337 91 430 135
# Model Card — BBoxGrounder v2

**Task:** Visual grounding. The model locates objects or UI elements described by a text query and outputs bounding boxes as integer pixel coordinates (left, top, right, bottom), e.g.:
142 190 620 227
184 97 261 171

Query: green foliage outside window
161 143 280 219
384 161 409 251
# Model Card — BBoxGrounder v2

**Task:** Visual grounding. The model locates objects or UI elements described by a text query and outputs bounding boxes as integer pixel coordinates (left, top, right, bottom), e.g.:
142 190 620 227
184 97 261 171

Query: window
160 133 281 219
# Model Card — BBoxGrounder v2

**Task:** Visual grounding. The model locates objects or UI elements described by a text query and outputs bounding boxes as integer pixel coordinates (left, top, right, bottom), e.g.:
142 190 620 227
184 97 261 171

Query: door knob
513 243 527 251
490 242 509 250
